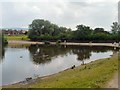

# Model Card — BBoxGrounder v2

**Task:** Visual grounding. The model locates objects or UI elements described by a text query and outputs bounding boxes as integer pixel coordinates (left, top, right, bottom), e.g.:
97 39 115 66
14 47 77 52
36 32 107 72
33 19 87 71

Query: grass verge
3 55 118 88
5 35 29 40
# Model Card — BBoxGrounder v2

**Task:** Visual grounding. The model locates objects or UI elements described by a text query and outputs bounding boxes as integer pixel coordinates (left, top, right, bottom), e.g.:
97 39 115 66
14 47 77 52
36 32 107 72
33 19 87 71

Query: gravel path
8 40 120 48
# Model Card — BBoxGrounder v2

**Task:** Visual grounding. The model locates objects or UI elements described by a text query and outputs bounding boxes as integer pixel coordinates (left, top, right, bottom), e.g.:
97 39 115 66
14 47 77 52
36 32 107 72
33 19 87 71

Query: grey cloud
1 0 118 31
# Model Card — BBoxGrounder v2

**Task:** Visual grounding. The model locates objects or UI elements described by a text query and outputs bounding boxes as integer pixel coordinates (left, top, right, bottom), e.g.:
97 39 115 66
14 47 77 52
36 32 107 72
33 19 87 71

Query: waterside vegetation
28 19 120 42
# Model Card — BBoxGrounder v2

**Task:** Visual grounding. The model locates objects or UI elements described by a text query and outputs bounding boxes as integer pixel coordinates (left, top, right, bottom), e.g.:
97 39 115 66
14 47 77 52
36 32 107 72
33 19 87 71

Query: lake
0 44 118 85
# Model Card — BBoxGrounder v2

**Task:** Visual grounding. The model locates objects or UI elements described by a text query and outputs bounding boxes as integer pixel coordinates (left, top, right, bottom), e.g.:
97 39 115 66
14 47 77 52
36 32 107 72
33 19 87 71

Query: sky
0 0 119 31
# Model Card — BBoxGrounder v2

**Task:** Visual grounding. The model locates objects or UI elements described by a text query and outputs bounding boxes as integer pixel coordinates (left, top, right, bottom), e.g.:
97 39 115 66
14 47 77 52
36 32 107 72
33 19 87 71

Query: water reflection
72 47 91 65
1 45 119 65
1 44 119 85
28 45 118 65
28 45 70 64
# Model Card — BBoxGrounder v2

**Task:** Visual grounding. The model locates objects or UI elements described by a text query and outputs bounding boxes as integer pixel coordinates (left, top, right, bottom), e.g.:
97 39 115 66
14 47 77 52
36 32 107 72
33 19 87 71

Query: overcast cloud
0 0 119 31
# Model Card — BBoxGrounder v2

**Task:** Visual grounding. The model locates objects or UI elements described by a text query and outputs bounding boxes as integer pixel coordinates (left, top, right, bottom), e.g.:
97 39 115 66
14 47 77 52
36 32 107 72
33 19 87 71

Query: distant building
118 1 120 24
2 29 28 35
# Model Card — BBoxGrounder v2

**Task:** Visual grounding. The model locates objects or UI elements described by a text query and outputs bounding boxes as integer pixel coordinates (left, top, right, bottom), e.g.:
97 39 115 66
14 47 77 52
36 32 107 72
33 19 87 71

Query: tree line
28 19 120 42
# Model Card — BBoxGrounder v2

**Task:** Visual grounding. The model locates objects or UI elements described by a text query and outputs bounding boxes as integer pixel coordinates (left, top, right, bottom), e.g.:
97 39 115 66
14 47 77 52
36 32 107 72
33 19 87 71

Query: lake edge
3 53 119 88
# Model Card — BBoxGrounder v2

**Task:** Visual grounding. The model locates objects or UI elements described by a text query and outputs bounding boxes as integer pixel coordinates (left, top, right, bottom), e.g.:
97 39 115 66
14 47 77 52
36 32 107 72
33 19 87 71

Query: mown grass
5 35 29 40
3 55 118 88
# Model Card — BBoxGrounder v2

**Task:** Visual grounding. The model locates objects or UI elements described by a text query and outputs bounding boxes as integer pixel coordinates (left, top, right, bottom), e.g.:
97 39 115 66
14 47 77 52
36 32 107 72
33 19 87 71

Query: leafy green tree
74 25 93 40
94 28 109 34
28 19 73 41
111 22 120 41
91 28 110 41
28 19 118 42
28 19 51 39
111 22 119 34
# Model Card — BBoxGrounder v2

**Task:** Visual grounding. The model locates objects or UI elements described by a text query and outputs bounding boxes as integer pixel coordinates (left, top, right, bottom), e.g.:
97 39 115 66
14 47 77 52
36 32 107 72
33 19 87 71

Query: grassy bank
8 43 31 48
4 55 118 88
5 35 29 40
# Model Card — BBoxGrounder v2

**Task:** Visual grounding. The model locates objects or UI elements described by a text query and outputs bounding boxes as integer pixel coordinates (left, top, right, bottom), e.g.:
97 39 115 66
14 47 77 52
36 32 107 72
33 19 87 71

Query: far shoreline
8 40 120 48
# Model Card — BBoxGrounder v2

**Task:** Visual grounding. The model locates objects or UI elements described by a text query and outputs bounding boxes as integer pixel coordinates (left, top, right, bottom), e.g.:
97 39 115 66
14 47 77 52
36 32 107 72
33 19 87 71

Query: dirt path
8 40 44 44
106 72 118 88
8 40 119 48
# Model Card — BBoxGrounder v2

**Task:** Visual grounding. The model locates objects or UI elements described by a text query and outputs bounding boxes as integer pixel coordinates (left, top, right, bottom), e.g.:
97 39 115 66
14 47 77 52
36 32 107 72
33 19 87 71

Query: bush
0 34 8 45
56 40 61 44
4 38 8 45
44 41 50 44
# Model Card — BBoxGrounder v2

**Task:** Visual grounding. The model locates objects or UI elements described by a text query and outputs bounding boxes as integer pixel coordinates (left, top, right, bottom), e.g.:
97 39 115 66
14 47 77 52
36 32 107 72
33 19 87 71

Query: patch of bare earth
106 72 118 88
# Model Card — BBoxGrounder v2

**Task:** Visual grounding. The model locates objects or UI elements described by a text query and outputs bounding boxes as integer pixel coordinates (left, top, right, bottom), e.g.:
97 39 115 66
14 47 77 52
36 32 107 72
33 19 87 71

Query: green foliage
44 41 50 44
5 35 29 40
31 55 118 88
28 19 73 41
110 22 120 41
28 19 119 42
56 40 61 44
73 25 93 40
0 34 8 45
111 22 120 34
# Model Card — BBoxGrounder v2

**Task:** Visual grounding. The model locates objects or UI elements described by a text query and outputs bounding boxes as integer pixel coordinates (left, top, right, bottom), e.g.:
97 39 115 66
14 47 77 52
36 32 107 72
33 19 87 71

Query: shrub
56 40 61 44
44 41 50 44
